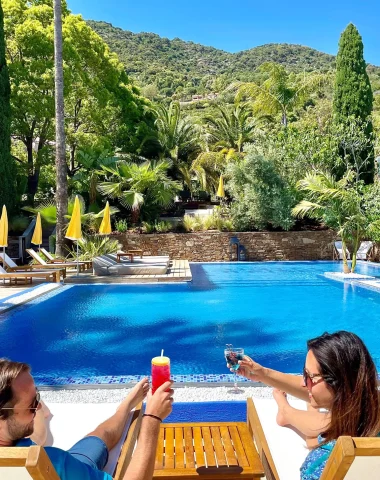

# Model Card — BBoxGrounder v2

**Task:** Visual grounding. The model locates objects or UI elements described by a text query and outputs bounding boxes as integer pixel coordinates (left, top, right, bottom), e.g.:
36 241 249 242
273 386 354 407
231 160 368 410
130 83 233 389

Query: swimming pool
1 261 380 383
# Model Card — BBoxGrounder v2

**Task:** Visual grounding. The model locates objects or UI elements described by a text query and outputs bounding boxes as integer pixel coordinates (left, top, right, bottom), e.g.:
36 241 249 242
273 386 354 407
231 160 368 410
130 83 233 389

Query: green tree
235 62 329 127
98 159 181 223
292 171 380 273
153 102 199 165
333 24 374 183
3 0 150 204
226 145 295 231
203 103 259 152
0 0 16 212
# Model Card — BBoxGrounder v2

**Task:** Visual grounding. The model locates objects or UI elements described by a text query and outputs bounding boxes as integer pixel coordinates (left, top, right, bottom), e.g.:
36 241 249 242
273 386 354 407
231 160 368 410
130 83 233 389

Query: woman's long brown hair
308 331 380 443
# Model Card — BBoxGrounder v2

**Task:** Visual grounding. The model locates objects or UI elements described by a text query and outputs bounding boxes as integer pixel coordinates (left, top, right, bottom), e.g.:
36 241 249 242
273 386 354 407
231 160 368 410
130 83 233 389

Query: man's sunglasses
0 390 40 414
303 367 325 387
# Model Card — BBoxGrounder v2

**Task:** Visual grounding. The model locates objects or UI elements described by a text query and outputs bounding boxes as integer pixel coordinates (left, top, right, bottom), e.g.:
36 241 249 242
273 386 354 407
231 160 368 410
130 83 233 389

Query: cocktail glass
224 346 244 394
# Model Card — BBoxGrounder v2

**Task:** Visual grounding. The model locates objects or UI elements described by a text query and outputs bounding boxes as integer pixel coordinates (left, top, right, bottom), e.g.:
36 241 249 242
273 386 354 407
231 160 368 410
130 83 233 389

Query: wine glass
224 345 244 394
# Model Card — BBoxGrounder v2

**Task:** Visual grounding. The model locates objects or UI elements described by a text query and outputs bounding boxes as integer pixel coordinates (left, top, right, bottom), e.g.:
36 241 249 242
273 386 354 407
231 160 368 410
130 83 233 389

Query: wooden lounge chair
320 436 380 480
0 402 143 480
333 241 350 260
0 253 66 280
40 247 92 270
0 265 61 284
26 249 86 273
247 398 380 480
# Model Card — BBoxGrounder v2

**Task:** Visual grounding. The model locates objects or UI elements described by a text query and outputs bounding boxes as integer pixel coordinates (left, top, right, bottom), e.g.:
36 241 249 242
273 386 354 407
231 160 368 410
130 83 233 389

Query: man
0 359 174 480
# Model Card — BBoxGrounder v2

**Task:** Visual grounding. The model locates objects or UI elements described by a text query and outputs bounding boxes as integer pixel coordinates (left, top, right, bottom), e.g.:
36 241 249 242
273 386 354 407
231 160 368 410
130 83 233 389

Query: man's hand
145 381 174 421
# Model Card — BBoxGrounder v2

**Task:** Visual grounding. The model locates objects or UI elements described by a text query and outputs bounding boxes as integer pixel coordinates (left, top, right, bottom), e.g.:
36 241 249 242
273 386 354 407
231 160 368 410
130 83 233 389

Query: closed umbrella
216 175 225 198
0 205 8 264
31 212 43 250
65 195 82 275
99 201 111 235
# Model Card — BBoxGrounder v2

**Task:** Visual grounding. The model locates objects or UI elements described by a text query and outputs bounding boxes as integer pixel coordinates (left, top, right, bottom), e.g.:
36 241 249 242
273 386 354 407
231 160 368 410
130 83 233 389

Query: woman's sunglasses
0 390 41 414
303 367 325 387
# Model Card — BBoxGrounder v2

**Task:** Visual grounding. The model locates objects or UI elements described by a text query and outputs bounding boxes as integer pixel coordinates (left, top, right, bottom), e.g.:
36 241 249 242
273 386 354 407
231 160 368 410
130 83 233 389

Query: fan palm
292 171 380 272
234 63 330 127
97 159 181 223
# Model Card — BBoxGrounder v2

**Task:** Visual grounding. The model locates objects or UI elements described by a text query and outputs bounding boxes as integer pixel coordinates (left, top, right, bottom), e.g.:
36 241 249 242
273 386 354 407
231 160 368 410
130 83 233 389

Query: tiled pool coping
34 373 254 388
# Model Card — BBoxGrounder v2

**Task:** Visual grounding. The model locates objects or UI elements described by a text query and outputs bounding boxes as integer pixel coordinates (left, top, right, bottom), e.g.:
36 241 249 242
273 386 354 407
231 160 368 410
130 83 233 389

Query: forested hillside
87 21 380 101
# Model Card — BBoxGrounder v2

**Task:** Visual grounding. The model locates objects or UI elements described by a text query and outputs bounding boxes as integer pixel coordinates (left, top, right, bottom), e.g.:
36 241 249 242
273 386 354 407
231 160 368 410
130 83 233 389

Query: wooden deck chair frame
320 436 380 480
247 398 380 480
247 397 280 480
0 402 143 480
40 248 92 270
0 253 66 280
0 265 61 284
26 249 86 273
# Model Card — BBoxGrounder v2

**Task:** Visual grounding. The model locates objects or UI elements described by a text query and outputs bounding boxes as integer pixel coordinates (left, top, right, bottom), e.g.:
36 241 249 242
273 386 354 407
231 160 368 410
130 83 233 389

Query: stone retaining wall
111 230 336 262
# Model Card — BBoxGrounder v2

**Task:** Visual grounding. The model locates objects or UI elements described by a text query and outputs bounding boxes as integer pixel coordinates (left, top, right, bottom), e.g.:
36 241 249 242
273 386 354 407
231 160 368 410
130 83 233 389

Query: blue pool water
1 261 380 380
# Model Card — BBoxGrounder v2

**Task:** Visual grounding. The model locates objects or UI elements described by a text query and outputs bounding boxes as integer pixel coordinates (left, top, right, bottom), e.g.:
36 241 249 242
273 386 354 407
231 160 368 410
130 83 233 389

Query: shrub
182 214 204 232
71 235 121 260
9 216 29 234
115 219 128 233
155 220 173 233
227 145 296 231
142 221 155 233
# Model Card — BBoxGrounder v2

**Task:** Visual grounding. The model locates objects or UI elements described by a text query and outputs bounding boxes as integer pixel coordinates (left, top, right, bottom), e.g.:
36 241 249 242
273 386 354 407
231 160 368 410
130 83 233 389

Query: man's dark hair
0 358 30 419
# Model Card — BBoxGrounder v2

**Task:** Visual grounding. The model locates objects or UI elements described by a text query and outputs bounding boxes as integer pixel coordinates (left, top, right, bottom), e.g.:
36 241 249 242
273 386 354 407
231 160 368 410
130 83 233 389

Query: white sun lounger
0 402 142 479
334 241 350 260
248 397 309 480
356 241 374 260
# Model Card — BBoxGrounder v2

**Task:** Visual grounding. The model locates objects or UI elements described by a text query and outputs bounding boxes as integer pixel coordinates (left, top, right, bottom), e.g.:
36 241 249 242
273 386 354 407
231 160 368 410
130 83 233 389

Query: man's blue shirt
15 438 112 480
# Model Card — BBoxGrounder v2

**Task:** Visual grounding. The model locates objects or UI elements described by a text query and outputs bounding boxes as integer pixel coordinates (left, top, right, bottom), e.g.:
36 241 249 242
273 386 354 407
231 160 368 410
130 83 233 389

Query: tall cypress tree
0 0 16 211
333 23 374 183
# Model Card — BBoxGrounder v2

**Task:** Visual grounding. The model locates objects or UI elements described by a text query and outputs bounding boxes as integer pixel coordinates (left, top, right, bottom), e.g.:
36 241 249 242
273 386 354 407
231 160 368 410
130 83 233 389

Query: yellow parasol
31 212 43 249
0 205 8 264
65 196 82 275
216 175 225 198
99 201 112 235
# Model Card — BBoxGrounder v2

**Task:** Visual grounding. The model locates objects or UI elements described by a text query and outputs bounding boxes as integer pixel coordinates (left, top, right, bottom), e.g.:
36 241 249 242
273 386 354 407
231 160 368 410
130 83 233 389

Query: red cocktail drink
151 356 171 394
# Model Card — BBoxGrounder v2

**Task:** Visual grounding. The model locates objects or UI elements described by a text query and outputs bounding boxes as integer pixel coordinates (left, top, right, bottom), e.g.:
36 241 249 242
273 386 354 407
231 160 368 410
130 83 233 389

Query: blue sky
68 0 380 65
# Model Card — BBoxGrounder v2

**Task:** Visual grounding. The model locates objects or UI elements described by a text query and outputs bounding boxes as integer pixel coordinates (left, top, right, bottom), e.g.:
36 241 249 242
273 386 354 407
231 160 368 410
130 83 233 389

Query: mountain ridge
87 20 380 97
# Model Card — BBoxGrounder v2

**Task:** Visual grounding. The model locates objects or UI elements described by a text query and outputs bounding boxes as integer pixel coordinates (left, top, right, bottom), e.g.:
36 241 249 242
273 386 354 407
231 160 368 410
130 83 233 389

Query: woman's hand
227 355 266 382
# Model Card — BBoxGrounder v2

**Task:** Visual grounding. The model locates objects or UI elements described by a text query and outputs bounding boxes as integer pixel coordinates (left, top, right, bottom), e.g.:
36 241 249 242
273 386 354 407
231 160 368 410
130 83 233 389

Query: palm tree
73 150 115 205
97 159 181 223
203 103 260 152
190 149 242 193
292 170 380 273
153 102 200 164
24 196 119 233
234 63 330 127
53 0 67 256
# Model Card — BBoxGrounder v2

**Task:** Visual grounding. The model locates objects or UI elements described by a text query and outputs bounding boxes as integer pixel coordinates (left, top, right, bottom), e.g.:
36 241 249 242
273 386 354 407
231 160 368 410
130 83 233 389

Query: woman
231 331 380 479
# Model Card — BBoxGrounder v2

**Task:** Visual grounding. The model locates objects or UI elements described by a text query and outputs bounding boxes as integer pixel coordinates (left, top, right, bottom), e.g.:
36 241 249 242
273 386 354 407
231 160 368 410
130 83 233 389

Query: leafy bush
9 216 29 234
182 214 204 232
227 145 296 231
70 235 121 260
155 220 173 233
142 221 156 233
115 219 128 233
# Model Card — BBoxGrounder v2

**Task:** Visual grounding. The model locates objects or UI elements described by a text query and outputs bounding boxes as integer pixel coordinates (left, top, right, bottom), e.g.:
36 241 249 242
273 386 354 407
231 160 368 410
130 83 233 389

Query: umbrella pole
77 241 79 276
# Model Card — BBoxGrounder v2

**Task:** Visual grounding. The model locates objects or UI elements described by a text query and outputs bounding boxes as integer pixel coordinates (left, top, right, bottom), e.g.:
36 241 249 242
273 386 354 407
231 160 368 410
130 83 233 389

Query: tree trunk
53 0 68 256
341 239 350 273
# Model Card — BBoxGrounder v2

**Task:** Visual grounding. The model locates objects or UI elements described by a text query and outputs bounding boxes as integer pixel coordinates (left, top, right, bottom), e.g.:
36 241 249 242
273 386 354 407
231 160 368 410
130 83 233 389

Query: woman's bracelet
143 413 162 422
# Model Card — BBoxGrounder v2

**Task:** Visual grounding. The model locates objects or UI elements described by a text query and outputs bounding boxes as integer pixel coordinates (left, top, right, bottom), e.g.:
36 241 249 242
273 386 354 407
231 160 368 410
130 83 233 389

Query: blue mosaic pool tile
34 373 252 387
